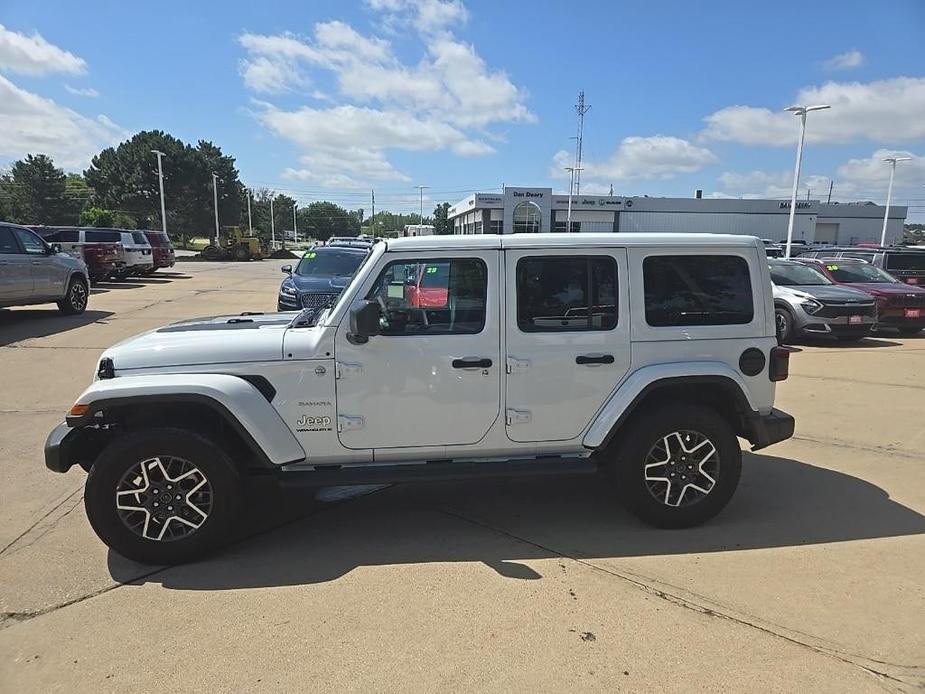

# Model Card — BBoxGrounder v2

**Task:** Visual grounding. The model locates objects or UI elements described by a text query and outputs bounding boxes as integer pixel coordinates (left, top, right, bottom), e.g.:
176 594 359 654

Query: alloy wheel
115 456 213 542
70 281 88 311
643 430 720 508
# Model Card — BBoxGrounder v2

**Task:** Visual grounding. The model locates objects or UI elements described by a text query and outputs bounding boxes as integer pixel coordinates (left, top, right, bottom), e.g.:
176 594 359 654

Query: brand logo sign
296 414 332 432
779 201 812 209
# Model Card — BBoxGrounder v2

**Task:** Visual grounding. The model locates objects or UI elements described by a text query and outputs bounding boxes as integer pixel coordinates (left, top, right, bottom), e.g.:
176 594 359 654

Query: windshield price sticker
826 264 838 271
425 266 438 274
303 252 317 259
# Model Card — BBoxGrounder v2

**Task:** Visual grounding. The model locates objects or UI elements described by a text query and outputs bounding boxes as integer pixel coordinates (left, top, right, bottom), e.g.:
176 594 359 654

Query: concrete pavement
0 260 923 692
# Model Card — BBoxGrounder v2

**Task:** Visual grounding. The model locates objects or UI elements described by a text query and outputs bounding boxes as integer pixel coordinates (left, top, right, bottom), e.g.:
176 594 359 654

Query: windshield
295 249 365 277
886 253 925 271
826 262 899 284
769 262 831 286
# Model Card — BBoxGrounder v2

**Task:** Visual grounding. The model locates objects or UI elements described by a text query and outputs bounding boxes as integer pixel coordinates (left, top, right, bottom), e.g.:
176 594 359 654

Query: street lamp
292 203 298 244
416 185 429 232
151 150 167 235
880 156 911 246
783 104 830 258
269 196 275 247
211 173 220 247
246 189 253 235
564 166 582 233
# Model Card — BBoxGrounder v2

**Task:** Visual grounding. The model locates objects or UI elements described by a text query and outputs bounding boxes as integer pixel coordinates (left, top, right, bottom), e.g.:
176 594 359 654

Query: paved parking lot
1 260 923 692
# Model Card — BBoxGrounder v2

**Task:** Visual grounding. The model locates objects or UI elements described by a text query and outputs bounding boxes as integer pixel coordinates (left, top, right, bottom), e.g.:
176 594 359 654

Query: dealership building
447 187 908 245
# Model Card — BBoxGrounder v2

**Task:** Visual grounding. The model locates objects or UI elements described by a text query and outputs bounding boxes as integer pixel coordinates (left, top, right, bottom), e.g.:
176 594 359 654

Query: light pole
292 203 298 244
416 185 429 232
246 189 253 235
564 166 582 232
269 196 275 247
210 173 220 246
880 156 911 246
151 150 167 235
783 104 830 258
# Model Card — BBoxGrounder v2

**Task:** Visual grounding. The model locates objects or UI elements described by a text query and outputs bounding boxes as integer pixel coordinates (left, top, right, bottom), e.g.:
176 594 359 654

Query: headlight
800 298 823 314
280 284 297 297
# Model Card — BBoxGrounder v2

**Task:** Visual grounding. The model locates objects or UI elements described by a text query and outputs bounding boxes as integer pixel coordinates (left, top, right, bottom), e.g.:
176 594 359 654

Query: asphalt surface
1 260 923 693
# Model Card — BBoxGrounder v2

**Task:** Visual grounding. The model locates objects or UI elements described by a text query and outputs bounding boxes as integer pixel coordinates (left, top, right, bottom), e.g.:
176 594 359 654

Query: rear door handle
576 354 615 365
452 357 493 369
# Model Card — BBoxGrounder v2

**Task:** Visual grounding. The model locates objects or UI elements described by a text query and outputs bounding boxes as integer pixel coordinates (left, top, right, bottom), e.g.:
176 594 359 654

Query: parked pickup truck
30 226 126 284
45 233 794 565
141 230 176 274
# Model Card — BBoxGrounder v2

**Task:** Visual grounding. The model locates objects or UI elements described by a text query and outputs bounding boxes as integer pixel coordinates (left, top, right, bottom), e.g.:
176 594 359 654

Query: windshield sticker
425 266 438 274
303 251 317 259
826 264 838 271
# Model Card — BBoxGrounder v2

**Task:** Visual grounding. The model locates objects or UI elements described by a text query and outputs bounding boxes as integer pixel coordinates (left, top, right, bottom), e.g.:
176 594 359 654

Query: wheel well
78 401 270 473
601 378 752 452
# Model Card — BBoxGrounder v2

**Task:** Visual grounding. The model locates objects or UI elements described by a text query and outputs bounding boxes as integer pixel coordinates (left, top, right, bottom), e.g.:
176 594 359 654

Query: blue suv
278 244 370 312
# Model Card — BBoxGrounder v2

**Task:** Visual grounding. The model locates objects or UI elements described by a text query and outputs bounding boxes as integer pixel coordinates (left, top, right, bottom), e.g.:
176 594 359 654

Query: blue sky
2 0 924 219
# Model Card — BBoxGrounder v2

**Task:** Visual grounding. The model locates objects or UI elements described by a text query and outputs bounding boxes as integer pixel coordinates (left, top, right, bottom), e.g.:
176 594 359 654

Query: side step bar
278 457 598 487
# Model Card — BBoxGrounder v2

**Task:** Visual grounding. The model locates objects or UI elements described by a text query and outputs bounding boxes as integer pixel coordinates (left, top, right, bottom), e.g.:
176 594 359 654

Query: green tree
84 131 245 237
297 201 358 242
79 206 137 229
433 202 451 234
2 154 70 224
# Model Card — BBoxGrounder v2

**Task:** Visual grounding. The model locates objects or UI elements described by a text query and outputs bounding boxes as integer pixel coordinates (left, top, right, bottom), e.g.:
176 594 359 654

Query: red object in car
142 230 176 271
406 264 449 308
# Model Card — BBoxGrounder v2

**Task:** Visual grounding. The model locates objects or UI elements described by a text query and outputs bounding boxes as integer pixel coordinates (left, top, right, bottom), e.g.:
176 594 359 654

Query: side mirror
281 264 292 274
49 243 62 254
349 300 381 343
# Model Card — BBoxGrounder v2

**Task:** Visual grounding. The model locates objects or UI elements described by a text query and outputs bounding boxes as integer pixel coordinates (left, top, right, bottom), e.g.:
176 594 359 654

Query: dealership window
553 220 580 233
489 220 503 234
516 255 617 331
513 201 542 233
365 257 487 336
643 255 753 326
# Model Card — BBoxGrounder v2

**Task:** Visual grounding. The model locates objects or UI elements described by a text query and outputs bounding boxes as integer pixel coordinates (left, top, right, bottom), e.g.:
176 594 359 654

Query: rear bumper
744 408 795 451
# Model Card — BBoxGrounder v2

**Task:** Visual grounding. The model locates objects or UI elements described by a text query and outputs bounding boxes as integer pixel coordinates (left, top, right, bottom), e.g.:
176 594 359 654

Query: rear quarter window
131 231 149 245
84 230 121 243
643 255 754 327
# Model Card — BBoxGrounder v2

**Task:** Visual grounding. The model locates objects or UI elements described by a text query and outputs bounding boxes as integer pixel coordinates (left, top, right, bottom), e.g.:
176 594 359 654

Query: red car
796 258 925 335
406 262 450 308
141 230 176 274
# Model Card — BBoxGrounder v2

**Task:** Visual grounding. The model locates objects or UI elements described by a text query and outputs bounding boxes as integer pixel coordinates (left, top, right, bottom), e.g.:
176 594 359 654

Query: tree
297 201 359 242
84 131 245 237
79 207 137 229
1 154 70 224
433 202 451 234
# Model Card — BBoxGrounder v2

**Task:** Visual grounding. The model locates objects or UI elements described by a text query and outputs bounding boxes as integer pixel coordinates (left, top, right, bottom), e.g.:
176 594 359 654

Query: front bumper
45 422 77 472
278 293 299 311
745 408 795 451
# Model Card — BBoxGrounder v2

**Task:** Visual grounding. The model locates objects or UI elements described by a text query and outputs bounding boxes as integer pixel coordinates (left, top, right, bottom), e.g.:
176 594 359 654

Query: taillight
769 346 790 382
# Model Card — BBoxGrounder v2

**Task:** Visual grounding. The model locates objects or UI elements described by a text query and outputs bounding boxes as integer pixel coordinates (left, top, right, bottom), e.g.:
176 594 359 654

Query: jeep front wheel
84 428 242 564
609 404 742 528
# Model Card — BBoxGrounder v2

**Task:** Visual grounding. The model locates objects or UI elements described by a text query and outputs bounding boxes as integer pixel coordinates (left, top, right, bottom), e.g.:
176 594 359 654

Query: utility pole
246 190 253 234
270 196 275 247
416 185 429 228
564 167 582 232
806 188 811 201
783 104 830 258
881 156 911 246
573 91 591 196
151 150 167 236
210 173 220 246
826 180 834 204
292 203 298 244
371 189 375 230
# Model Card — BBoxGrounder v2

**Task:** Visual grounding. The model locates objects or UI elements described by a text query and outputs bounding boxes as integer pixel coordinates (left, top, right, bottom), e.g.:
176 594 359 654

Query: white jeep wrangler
45 233 793 564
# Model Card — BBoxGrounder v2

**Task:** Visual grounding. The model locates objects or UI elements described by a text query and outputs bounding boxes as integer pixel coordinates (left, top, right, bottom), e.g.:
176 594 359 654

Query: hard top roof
384 233 762 252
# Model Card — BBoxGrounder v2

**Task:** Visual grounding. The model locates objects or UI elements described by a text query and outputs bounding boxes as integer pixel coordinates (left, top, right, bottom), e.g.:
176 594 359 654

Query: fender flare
67 374 305 466
582 362 758 450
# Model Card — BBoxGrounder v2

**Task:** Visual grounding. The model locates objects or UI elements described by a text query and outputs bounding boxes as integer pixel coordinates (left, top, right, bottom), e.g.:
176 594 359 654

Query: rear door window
643 255 754 326
132 231 149 245
0 227 21 254
84 230 121 243
516 256 618 331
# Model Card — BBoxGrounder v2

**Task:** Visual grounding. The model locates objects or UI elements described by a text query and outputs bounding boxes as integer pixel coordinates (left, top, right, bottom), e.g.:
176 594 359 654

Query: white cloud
551 136 716 183
702 77 925 146
715 169 833 199
0 24 86 76
64 84 98 98
824 50 863 71
0 74 124 168
836 149 925 189
239 3 530 188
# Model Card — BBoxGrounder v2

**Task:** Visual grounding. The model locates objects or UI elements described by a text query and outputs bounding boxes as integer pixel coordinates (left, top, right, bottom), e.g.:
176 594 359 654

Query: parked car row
1 221 177 316
770 253 925 343
29 226 175 283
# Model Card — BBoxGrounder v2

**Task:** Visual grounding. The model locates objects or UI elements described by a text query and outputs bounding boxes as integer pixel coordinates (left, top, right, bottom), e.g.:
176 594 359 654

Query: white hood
103 313 293 372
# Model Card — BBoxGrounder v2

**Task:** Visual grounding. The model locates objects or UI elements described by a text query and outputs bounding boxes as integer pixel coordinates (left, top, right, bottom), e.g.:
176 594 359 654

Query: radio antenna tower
573 91 591 196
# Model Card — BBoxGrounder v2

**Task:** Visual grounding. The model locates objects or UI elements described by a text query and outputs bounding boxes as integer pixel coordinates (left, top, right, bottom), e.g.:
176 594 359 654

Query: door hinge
505 408 532 425
337 414 365 432
506 357 531 374
335 362 364 379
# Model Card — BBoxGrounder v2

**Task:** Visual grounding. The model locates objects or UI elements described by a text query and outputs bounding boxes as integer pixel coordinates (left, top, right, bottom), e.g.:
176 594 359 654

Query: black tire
142 267 158 276
898 326 923 336
201 245 223 261
57 276 88 315
233 245 251 261
606 404 742 529
775 306 794 344
84 428 243 565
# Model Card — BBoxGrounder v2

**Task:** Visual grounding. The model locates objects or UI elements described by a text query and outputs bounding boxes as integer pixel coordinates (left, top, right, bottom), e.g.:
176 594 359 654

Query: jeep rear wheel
608 404 742 528
84 428 242 564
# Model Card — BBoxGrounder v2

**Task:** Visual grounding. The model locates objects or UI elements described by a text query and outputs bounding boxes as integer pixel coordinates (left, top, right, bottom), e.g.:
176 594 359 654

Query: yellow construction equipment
201 227 267 261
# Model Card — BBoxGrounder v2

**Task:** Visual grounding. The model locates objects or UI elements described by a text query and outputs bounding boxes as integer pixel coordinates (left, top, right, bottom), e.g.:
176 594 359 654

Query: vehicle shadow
109 452 925 589
0 309 114 346
800 336 903 348
91 282 146 290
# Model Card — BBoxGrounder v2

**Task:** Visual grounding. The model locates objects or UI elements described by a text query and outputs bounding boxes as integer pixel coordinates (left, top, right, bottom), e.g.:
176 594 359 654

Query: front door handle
452 357 493 369
576 354 615 365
